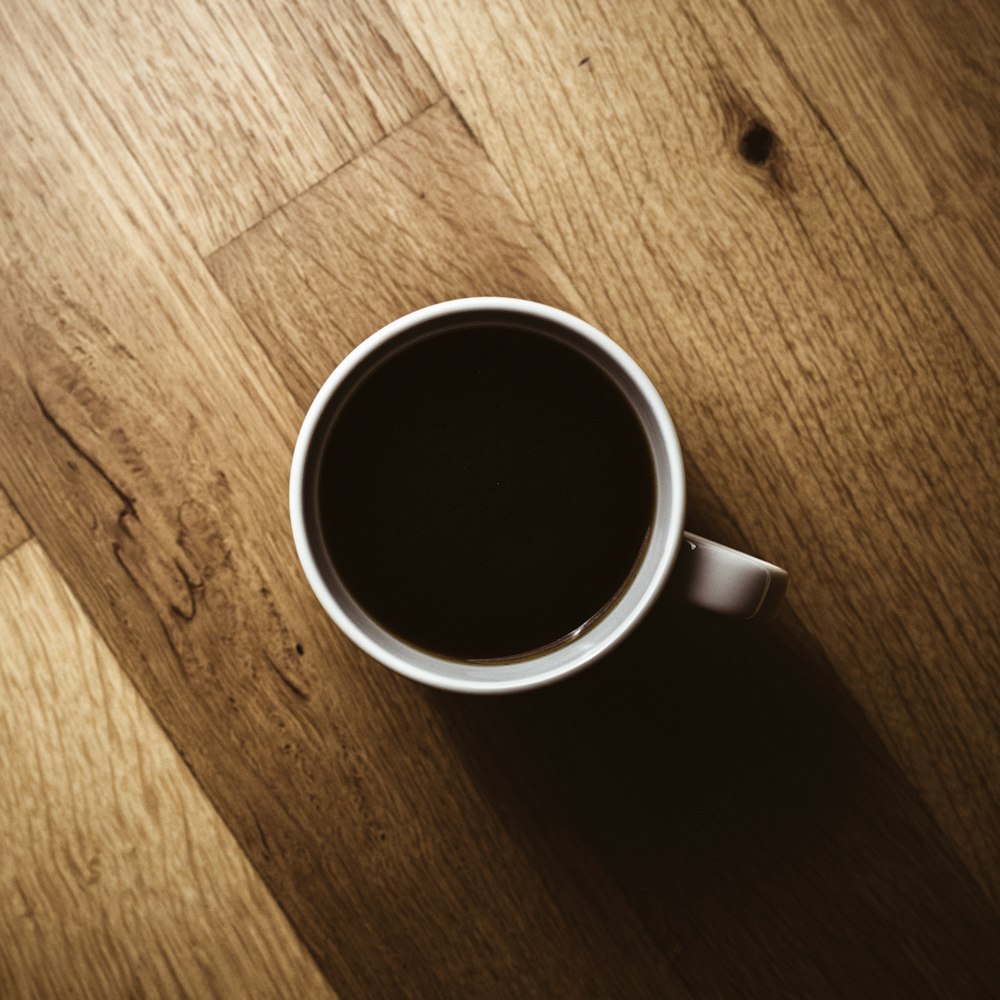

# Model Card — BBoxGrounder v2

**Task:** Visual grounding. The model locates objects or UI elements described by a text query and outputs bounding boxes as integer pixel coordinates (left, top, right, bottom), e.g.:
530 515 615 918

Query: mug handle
675 532 788 621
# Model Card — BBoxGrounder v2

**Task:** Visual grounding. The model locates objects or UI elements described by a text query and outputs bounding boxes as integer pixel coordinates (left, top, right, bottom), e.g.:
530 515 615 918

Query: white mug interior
289 298 686 693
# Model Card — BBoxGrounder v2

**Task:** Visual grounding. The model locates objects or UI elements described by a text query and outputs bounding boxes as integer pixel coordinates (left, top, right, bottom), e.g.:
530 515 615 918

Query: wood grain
0 488 30 561
0 22 689 1000
0 540 336 1000
741 0 1000 374
4 0 1000 995
207 99 581 404
4 0 439 254
211 101 1000 999
391 0 1000 901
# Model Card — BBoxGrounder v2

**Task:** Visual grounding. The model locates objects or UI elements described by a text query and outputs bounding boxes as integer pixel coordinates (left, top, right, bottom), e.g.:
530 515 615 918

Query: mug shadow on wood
421 560 997 995
426 574 863 897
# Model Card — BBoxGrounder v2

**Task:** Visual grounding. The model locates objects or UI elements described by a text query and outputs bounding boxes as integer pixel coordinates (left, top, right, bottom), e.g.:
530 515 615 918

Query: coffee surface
316 322 654 660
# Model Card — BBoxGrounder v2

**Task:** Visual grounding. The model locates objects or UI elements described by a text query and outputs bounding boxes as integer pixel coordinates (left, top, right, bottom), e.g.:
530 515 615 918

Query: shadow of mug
426 576 860 887
422 571 998 996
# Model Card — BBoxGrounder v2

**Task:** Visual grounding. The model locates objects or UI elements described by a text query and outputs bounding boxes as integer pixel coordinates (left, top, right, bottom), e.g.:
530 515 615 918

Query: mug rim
289 297 686 693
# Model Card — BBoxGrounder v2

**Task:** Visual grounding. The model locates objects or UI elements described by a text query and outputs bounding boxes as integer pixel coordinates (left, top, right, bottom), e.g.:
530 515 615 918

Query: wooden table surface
2 0 998 997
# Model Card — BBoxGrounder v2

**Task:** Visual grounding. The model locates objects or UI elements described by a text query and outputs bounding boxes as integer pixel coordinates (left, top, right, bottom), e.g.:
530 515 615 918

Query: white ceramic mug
290 298 787 694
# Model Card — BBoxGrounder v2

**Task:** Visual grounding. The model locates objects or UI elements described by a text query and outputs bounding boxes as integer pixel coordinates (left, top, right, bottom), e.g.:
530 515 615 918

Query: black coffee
315 319 654 661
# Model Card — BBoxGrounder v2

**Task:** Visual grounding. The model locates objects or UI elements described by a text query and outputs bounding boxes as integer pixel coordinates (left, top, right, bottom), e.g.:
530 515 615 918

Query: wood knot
739 121 776 165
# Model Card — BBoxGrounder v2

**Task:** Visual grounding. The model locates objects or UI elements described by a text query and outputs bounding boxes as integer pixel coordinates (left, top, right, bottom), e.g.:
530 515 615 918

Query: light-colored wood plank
207 99 582 404
0 13 689 999
0 540 337 1000
741 0 1000 374
5 0 439 254
390 0 1000 901
210 100 1000 999
0 488 30 561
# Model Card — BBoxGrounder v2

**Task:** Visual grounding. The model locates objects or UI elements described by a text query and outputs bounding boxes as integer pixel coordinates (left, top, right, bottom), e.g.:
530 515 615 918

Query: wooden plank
4 0 439 255
0 540 337 999
0 488 30 561
390 0 1000 902
740 0 1000 374
0 19 689 1000
210 101 1000 998
206 99 582 404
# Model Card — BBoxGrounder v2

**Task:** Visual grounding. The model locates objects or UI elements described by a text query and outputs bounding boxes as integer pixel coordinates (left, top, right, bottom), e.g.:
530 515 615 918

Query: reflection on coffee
317 321 654 661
